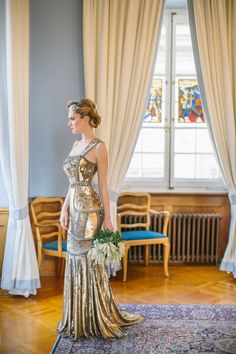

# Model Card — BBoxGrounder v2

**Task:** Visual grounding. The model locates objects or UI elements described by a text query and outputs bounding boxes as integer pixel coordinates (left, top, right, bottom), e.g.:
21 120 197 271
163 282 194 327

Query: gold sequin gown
57 137 143 340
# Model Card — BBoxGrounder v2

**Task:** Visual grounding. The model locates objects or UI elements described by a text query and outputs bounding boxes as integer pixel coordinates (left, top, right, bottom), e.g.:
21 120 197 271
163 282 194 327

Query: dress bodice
63 138 102 187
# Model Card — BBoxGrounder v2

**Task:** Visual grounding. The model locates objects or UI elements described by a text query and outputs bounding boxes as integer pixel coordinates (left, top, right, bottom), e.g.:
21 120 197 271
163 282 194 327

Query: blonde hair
67 98 102 128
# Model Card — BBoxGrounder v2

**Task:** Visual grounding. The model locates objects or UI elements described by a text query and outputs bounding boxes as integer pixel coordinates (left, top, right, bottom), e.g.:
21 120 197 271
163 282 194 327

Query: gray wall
29 0 84 198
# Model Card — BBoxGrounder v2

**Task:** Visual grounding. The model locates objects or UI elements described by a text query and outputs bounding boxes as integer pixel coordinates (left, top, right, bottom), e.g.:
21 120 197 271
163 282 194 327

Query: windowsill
121 183 227 195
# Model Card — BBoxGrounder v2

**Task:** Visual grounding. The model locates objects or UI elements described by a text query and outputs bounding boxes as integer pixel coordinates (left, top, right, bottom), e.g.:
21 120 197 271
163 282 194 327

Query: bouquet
87 229 125 266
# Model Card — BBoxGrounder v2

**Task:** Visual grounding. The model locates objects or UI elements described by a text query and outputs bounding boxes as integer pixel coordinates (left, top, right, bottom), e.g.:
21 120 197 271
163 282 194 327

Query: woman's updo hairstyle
67 98 102 128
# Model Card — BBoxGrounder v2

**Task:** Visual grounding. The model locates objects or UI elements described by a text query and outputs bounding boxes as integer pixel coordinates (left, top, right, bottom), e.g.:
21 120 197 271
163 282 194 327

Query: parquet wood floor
0 265 235 353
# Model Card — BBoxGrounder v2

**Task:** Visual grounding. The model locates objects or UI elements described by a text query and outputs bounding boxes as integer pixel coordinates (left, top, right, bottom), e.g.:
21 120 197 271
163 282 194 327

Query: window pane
135 132 143 152
196 129 213 153
174 129 196 153
143 153 164 178
174 154 195 178
126 153 164 179
174 153 220 179
154 25 166 75
126 153 142 178
176 24 195 75
196 154 220 179
143 129 164 153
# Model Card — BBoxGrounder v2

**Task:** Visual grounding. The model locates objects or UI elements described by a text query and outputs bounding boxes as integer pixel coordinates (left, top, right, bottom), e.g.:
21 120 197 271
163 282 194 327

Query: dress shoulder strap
80 138 104 157
72 139 79 149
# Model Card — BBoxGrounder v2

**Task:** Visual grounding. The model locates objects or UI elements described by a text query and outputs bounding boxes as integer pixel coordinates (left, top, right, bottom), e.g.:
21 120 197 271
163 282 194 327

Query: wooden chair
30 197 67 276
117 192 170 281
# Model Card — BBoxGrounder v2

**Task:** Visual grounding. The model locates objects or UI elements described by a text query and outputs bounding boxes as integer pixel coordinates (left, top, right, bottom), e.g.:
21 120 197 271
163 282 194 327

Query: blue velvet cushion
43 240 67 252
121 230 166 241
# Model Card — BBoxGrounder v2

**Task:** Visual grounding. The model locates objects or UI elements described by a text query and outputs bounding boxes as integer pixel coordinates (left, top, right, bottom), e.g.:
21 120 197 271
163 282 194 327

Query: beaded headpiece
70 103 80 111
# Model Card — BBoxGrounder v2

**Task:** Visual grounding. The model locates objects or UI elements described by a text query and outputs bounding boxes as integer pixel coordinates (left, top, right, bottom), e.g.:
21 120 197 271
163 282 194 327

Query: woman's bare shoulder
96 137 105 144
95 139 107 158
95 138 106 149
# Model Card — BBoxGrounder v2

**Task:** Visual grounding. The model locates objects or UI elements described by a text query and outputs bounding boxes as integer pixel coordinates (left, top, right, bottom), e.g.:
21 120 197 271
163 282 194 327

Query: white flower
87 240 125 266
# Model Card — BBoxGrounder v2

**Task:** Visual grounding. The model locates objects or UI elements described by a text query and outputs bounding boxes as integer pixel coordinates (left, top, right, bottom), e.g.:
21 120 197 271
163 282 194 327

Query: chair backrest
30 197 64 226
117 192 151 230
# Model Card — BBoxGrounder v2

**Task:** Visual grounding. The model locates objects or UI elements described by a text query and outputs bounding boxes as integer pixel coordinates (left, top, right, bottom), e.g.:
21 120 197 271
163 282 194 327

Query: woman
57 99 143 340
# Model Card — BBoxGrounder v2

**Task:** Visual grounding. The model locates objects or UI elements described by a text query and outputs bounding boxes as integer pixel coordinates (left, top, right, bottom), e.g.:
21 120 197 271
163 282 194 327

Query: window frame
121 9 226 194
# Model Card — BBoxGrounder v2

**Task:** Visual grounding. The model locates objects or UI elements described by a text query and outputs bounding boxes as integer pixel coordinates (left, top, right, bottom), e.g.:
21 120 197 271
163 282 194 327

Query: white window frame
121 9 226 194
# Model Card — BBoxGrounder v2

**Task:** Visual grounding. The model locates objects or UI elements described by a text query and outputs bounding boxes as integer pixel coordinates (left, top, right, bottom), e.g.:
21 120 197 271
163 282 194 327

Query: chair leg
145 245 149 266
37 253 44 277
122 246 130 282
57 257 64 277
37 247 42 270
59 258 66 277
163 242 170 277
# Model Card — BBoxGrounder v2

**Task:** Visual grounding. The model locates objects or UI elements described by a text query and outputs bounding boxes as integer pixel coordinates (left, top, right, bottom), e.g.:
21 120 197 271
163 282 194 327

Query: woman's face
68 108 88 134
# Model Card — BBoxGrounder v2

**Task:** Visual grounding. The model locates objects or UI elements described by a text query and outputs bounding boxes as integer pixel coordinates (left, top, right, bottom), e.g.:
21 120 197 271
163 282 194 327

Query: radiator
122 213 222 265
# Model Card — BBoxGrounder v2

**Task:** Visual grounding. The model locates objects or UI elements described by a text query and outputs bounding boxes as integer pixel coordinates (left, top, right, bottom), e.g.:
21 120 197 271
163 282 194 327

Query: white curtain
0 0 40 296
83 0 165 230
187 0 236 277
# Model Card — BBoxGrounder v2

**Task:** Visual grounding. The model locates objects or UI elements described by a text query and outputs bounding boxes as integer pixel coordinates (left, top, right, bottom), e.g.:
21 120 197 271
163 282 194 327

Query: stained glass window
178 79 205 123
144 78 163 123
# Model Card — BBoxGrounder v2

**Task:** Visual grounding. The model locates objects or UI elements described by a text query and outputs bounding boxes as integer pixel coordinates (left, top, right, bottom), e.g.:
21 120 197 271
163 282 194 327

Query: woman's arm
60 186 70 230
96 142 114 231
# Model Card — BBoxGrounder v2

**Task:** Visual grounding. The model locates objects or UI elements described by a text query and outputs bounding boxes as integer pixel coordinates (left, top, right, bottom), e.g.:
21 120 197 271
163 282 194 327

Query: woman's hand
103 217 114 231
60 208 69 230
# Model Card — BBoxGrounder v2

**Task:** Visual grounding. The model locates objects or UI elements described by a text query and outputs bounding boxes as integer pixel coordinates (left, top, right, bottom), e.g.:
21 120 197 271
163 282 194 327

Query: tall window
124 10 224 191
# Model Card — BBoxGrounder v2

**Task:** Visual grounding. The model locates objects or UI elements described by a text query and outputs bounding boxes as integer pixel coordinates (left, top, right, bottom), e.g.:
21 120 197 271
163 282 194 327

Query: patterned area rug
51 304 236 354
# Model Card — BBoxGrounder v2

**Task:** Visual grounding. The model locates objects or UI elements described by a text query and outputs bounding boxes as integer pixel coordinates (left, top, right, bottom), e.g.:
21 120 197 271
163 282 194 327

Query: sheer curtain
0 0 40 296
83 0 165 229
187 0 236 277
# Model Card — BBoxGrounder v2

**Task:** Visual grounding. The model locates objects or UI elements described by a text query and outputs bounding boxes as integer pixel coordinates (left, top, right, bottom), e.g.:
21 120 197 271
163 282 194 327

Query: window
123 10 224 192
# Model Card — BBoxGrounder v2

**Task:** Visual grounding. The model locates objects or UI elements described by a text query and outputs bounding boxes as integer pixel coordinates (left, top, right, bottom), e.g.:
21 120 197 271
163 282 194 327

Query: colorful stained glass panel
144 78 162 123
178 79 205 123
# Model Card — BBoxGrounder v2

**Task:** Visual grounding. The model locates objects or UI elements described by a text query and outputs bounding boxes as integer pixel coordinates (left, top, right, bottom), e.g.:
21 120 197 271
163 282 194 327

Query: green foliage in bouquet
87 229 125 266
95 230 122 246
